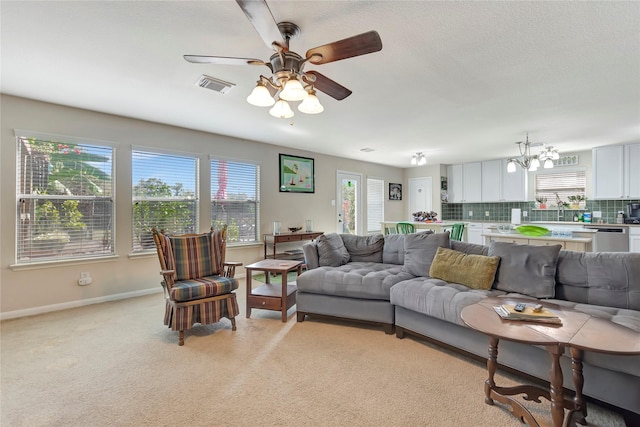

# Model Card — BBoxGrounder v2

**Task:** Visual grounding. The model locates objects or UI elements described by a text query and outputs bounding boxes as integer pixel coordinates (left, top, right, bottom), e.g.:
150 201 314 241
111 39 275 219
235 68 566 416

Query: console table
263 231 323 260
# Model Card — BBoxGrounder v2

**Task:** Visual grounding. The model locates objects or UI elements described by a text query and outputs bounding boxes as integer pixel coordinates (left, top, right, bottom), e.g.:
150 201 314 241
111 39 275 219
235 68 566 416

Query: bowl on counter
495 224 516 234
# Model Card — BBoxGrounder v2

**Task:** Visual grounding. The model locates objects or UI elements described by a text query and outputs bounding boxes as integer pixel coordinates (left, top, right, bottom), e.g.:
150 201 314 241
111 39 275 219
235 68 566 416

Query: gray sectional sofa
297 231 640 420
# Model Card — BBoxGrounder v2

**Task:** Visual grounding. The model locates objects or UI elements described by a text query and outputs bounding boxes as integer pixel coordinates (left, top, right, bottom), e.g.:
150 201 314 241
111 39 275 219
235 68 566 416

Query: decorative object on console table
389 183 402 200
279 154 315 193
273 221 282 235
288 227 302 233
305 220 313 232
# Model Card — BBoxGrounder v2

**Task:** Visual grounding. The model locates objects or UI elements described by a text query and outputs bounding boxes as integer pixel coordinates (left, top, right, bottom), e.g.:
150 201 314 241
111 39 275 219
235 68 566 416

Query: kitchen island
482 231 593 252
381 221 467 240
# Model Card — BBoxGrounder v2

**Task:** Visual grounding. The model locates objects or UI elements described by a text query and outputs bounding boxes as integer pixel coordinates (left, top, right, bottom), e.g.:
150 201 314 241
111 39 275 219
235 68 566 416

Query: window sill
10 255 119 271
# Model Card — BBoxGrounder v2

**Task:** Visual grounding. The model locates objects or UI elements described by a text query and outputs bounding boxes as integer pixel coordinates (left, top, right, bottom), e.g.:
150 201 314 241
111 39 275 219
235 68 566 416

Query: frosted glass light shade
507 161 516 173
544 158 554 169
269 99 294 119
280 78 307 101
298 92 324 114
247 84 275 107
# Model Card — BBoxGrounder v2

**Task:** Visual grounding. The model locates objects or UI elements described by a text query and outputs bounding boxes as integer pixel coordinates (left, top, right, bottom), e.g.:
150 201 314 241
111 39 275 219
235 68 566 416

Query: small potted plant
568 195 586 209
535 196 547 209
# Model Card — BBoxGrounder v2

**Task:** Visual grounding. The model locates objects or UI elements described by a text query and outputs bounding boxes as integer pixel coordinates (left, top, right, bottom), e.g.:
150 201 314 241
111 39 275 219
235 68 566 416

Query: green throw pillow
428 247 500 290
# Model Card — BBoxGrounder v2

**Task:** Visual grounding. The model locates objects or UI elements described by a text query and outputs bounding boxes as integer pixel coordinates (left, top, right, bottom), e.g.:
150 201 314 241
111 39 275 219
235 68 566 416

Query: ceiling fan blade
304 71 352 100
184 55 264 66
306 31 382 65
236 0 286 50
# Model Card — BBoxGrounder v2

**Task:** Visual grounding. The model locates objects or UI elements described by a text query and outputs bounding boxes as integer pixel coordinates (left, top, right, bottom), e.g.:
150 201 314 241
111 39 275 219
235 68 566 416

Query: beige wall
1 95 405 316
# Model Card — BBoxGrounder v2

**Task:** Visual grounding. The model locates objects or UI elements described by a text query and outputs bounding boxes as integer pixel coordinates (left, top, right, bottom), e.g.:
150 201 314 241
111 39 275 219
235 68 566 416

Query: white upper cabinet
447 162 481 203
625 143 640 198
482 159 528 202
593 145 627 199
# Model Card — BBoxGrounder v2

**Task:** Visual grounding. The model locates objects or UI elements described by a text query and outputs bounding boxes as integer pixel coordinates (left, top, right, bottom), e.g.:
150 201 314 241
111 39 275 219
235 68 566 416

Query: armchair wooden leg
178 330 184 346
230 317 237 331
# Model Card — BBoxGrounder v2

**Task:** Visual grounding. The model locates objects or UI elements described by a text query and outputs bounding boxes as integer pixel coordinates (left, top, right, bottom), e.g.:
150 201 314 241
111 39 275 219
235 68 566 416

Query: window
535 170 586 205
367 178 384 234
211 158 259 244
132 149 198 252
16 136 114 264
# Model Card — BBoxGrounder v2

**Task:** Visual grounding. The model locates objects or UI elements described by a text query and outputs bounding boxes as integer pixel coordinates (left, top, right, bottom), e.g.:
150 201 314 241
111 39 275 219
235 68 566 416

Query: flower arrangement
412 211 438 222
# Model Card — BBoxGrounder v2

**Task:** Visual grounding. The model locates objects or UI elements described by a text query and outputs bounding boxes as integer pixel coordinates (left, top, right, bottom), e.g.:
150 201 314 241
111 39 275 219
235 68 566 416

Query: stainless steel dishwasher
583 225 629 252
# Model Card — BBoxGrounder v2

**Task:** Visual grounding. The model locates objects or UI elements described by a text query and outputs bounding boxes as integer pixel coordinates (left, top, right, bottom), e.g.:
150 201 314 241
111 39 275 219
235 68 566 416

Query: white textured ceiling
2 1 639 167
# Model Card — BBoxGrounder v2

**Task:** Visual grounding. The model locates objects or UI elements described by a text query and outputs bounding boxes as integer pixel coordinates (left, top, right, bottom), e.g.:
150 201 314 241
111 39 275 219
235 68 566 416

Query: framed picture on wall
389 183 402 200
279 154 315 193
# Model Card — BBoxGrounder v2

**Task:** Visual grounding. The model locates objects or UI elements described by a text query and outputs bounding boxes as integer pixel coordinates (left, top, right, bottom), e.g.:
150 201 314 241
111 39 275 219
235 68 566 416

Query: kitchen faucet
555 193 564 221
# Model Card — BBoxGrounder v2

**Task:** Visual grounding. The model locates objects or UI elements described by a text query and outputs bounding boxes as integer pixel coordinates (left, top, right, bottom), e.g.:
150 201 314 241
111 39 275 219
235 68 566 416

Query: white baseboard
0 287 163 321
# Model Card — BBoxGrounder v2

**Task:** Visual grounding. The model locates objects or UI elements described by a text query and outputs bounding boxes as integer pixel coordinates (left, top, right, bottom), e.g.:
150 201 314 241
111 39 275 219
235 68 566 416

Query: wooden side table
245 259 303 322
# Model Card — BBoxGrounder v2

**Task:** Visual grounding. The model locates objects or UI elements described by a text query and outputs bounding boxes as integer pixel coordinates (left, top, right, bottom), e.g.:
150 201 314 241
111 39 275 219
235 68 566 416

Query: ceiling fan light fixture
269 99 294 119
298 89 324 114
247 82 275 107
280 77 307 101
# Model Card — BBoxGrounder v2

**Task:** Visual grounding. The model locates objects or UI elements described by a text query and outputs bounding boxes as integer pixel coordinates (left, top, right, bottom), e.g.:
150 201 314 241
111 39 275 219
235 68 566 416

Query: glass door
336 171 362 235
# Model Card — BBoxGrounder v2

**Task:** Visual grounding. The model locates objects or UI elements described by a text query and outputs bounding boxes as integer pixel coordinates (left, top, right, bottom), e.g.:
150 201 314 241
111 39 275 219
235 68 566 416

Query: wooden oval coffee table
461 297 640 427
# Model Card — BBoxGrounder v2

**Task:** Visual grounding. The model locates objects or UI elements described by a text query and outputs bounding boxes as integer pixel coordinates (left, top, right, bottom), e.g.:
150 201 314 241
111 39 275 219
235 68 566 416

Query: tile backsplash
441 199 640 224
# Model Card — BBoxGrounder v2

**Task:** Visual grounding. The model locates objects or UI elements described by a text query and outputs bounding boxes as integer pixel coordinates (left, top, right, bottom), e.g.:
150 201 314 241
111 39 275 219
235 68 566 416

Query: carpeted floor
0 282 626 427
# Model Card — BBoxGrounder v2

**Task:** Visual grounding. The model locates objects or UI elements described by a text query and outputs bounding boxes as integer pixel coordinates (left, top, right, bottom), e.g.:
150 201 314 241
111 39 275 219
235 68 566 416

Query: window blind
211 158 260 243
16 136 114 263
367 178 384 233
132 149 198 252
535 170 586 204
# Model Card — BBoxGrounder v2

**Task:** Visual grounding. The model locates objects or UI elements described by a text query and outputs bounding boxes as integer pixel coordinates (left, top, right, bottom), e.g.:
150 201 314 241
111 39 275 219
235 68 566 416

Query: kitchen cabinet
481 159 527 202
482 232 592 252
447 162 482 203
466 222 483 245
630 227 640 253
592 144 640 199
625 143 640 198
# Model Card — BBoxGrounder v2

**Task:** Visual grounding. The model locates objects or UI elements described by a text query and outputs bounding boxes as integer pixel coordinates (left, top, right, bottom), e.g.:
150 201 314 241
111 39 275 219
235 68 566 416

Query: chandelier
411 152 427 166
245 47 325 118
506 134 559 172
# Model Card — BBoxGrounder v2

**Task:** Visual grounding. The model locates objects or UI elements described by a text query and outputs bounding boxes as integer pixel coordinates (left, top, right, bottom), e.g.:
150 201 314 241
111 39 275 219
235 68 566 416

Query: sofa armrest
302 242 320 269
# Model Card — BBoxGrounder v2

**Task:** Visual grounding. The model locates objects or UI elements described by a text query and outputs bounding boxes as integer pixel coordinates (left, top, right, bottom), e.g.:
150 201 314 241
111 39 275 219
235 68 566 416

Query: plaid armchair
152 226 241 346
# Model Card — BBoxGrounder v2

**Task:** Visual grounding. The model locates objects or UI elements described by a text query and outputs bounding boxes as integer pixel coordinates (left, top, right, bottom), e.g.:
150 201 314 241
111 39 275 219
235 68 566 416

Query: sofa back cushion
382 234 406 265
450 240 489 256
488 241 561 298
428 247 500 290
340 234 384 262
555 250 640 310
403 231 450 277
316 233 350 267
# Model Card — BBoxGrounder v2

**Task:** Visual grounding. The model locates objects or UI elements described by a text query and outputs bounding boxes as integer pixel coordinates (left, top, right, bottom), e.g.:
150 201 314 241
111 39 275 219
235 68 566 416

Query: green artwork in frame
279 154 315 193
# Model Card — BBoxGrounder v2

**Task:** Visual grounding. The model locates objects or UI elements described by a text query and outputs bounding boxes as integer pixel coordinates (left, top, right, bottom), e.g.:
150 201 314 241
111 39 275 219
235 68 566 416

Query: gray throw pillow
488 241 562 298
340 234 384 262
403 231 450 277
382 234 406 265
316 233 350 267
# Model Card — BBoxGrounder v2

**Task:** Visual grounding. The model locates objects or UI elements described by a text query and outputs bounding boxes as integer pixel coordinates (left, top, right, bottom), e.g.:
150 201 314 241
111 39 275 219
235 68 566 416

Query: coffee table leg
549 345 565 427
569 347 587 425
281 270 288 322
485 336 499 405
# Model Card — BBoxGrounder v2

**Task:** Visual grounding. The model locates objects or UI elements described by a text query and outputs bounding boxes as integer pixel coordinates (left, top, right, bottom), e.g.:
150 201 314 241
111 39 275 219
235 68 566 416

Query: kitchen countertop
482 232 593 243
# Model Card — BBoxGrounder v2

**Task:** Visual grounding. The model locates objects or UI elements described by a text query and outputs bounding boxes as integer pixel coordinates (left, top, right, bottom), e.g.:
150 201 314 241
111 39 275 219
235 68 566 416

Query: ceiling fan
184 0 383 118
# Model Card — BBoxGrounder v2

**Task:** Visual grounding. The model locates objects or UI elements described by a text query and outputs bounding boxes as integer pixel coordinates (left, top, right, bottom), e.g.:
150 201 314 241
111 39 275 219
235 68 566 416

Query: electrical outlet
485 211 490 217
523 211 528 218
78 272 92 286
468 211 473 217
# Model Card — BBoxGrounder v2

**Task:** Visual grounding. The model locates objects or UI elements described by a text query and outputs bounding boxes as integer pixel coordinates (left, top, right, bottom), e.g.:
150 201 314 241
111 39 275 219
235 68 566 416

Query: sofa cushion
382 234 406 265
316 233 350 267
390 277 504 326
341 234 384 262
488 241 561 298
403 232 450 277
428 247 500 290
296 262 415 300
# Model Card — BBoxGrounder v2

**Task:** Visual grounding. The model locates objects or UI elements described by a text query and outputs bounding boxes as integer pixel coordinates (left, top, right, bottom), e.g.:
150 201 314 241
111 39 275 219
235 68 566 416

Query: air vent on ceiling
195 75 235 94
360 148 375 152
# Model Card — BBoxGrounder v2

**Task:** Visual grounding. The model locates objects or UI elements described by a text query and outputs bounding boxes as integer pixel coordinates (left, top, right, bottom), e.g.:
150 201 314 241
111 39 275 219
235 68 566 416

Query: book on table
493 304 562 325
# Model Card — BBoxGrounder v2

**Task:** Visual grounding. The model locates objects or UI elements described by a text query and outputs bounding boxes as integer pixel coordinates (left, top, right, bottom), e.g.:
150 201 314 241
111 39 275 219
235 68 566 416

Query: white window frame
131 147 199 252
367 177 385 234
211 156 260 245
15 131 115 264
534 168 587 206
